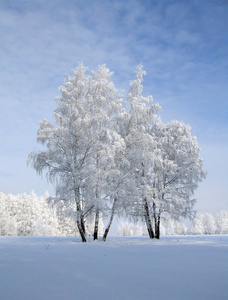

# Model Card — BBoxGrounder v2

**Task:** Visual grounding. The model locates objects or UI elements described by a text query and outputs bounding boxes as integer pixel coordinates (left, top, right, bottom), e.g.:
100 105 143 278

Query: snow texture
0 235 228 300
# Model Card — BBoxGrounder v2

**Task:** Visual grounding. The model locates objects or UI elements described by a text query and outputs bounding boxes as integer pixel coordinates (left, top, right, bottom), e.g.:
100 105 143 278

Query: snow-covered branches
122 67 205 239
151 120 206 222
28 64 124 242
28 63 206 241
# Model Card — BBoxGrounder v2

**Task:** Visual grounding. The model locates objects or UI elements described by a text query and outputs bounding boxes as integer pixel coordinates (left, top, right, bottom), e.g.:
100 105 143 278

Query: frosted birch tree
28 64 124 242
28 64 91 241
123 64 161 239
83 64 124 240
28 62 206 241
122 65 205 239
150 120 206 238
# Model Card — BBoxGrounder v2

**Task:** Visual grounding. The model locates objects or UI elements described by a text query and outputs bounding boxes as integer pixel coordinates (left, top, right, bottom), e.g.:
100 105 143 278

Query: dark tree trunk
75 188 87 242
103 197 117 241
155 214 160 239
93 208 99 240
153 202 161 239
77 219 87 242
141 163 154 239
153 201 160 239
94 154 100 241
144 198 154 239
154 194 163 239
81 217 86 236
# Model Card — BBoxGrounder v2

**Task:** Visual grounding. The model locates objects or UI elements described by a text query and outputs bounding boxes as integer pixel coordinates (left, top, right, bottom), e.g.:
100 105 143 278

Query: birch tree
84 65 124 240
28 64 92 241
123 65 205 239
151 120 206 238
123 64 161 239
28 64 124 242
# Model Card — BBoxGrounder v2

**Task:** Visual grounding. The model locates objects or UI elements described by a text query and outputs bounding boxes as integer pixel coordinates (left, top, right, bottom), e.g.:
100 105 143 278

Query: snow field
0 235 228 300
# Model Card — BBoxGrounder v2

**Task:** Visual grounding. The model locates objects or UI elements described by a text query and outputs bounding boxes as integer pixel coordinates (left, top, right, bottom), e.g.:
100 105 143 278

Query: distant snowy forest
1 192 227 236
0 192 103 237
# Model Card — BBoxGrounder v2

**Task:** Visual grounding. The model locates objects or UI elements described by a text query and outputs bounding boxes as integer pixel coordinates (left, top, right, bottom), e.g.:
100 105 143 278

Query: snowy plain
0 235 228 300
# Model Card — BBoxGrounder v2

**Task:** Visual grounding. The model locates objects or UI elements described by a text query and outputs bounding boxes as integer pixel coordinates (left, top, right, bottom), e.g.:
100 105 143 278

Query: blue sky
0 0 227 214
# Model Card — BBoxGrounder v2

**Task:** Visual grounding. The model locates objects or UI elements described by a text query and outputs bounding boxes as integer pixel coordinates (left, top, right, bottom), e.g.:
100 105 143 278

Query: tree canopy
28 63 206 242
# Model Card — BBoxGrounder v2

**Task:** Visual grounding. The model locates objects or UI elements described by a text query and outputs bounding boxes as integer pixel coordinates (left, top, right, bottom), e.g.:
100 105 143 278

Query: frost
28 63 206 242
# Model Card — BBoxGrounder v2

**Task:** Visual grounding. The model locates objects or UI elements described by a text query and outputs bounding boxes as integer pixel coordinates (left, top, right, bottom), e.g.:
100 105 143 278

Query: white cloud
0 0 227 214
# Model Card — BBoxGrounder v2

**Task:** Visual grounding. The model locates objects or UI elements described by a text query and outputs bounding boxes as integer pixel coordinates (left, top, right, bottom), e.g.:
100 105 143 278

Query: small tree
216 210 228 234
190 213 205 235
117 221 143 236
117 221 134 236
203 213 216 235
191 212 216 235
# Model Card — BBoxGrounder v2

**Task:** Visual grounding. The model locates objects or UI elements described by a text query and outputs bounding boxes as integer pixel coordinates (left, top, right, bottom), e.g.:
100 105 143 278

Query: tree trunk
77 219 87 242
144 198 154 239
153 201 159 239
155 214 160 239
75 188 87 242
81 216 86 237
153 203 161 239
103 197 117 241
141 163 154 239
93 208 99 240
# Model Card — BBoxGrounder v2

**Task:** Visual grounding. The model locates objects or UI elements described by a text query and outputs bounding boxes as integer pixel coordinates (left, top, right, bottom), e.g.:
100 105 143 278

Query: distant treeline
1 192 227 237
0 192 103 237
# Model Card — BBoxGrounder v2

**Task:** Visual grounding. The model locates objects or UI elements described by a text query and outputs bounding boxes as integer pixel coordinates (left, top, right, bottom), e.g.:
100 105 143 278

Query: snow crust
1 235 228 299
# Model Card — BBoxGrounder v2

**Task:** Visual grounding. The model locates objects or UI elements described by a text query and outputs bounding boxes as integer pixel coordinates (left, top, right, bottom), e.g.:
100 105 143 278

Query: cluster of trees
1 192 227 237
0 192 103 236
117 219 187 237
28 63 205 242
190 211 228 235
118 211 228 237
0 192 57 236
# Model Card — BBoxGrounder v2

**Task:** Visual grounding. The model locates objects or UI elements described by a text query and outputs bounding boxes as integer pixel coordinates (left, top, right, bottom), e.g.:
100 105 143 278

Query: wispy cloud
0 0 227 208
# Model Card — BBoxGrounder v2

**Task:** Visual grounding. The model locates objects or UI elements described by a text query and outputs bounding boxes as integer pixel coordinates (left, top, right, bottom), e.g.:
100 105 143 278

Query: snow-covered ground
0 235 228 300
